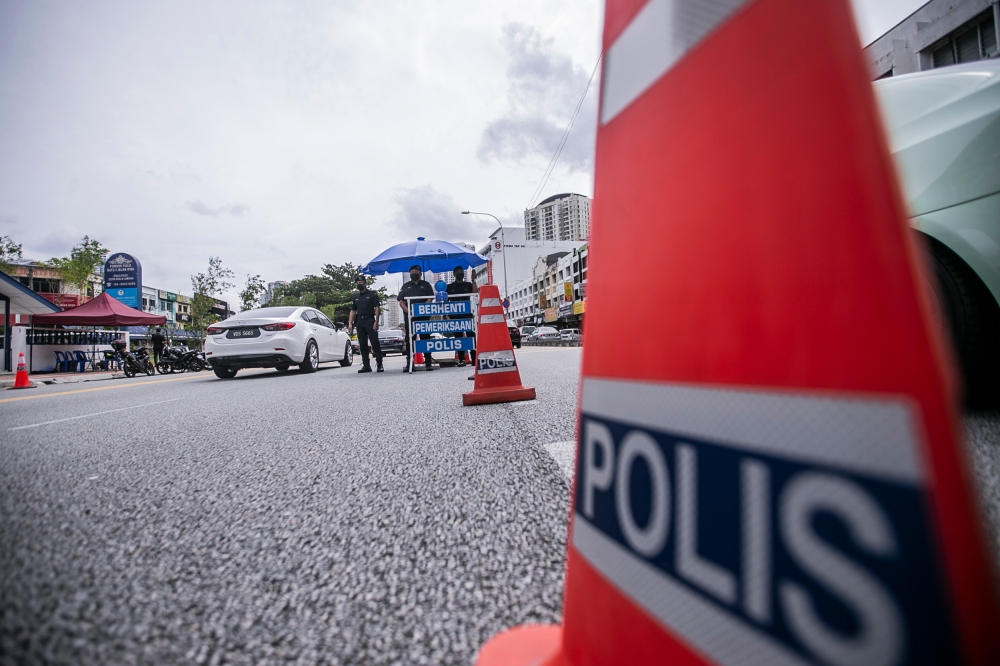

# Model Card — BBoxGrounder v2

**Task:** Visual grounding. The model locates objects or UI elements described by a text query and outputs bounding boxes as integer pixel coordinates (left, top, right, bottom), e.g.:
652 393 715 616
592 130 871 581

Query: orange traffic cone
11 351 33 389
475 0 1000 664
463 285 535 405
413 352 424 365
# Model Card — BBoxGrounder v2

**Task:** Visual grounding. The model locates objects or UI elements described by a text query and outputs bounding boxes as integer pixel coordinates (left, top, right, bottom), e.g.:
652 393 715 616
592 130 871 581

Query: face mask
410 273 421 282
357 283 366 291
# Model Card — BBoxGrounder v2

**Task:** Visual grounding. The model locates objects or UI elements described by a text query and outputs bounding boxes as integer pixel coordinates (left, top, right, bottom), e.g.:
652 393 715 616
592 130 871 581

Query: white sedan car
205 306 353 378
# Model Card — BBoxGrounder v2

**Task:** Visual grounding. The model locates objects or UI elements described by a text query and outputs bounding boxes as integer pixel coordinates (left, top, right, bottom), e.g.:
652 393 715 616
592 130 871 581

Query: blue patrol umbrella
360 237 488 275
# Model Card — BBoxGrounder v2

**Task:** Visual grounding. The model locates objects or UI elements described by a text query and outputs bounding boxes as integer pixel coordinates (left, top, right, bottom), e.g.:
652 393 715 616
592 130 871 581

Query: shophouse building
8 260 103 309
864 0 998 79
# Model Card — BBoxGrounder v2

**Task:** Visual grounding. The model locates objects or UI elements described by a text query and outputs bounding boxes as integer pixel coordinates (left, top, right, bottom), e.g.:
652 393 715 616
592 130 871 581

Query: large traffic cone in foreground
463 284 535 406
11 351 33 389
476 0 1000 664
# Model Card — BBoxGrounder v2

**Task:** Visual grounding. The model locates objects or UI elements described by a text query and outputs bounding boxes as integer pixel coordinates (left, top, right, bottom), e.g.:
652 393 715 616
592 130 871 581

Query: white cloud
477 23 598 174
389 185 492 244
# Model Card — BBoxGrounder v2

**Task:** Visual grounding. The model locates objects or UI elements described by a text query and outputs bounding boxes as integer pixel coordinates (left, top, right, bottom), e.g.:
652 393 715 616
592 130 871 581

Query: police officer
397 264 435 372
445 265 476 367
348 275 383 373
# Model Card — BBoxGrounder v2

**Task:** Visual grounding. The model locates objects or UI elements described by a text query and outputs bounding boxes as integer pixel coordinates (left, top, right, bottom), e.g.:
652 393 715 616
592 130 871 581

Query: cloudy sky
0 0 924 304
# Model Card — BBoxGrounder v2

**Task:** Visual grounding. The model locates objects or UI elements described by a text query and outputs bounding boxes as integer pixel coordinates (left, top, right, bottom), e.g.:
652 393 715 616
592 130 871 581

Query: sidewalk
1 369 126 389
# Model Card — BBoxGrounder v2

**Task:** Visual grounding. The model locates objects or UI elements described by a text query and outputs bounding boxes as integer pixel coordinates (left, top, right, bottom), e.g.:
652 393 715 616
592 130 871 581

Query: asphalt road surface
2 346 999 665
0 348 579 666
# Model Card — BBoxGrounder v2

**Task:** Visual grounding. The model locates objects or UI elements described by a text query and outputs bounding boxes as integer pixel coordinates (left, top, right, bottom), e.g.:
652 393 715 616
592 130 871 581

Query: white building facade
524 193 591 242
474 226 585 300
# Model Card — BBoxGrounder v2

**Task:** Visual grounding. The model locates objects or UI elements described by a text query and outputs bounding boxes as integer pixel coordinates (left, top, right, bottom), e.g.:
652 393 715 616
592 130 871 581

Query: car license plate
226 328 260 339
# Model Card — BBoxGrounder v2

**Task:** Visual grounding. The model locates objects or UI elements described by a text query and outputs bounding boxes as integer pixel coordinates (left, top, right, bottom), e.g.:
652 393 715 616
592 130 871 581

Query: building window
31 278 60 293
931 12 997 68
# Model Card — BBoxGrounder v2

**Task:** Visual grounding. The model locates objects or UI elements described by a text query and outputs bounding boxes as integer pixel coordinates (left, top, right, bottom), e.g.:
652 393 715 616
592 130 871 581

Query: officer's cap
409 264 421 272
355 275 366 283
453 266 464 274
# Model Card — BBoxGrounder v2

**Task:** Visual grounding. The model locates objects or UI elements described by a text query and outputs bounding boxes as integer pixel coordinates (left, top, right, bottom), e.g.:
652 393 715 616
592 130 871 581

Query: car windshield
379 330 403 338
237 307 299 318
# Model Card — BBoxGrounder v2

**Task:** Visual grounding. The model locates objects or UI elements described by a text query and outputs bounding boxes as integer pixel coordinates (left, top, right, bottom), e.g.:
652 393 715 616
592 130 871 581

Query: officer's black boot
376 357 384 372
424 354 434 371
358 365 372 373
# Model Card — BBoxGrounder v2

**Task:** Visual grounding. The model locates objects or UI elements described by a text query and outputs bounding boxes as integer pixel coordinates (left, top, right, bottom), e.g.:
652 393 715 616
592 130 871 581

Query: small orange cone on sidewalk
463 284 535 406
11 351 34 389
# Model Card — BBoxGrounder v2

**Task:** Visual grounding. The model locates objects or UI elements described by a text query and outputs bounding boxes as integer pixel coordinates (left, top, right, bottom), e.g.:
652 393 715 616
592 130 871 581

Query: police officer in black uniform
445 265 476 367
348 275 383 373
397 264 435 372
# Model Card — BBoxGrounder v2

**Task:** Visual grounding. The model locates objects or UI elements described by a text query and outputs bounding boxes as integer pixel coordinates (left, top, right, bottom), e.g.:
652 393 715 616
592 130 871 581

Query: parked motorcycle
111 340 155 378
157 346 205 373
134 347 156 376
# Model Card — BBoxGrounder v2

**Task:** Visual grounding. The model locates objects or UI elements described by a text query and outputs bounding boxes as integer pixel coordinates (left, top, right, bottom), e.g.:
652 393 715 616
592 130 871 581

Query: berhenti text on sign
412 301 471 317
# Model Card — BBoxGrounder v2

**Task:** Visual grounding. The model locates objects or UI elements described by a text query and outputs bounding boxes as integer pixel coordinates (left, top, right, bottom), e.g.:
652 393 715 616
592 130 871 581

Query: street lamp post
461 211 508 303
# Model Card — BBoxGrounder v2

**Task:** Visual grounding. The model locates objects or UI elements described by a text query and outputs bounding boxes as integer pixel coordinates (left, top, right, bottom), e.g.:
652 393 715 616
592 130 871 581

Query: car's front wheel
214 366 238 379
300 341 319 373
339 342 353 367
927 238 1000 406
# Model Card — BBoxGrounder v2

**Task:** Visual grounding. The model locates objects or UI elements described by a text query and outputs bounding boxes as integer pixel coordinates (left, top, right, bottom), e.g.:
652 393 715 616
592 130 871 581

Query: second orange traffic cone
463 284 535 406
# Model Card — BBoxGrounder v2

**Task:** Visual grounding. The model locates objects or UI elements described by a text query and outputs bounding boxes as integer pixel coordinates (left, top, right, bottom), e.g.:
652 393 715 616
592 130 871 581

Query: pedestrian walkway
0 370 125 389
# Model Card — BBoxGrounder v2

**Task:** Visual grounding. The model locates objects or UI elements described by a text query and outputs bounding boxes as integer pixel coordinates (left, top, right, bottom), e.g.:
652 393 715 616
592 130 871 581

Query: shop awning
0 271 61 315
32 292 167 326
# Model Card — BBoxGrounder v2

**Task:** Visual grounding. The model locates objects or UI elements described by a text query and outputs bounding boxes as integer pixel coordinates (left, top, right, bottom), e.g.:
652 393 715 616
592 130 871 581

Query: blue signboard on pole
104 253 142 309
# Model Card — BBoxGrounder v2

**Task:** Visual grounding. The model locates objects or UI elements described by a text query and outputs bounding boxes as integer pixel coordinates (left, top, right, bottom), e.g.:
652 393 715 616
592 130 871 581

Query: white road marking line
8 399 180 431
544 440 577 480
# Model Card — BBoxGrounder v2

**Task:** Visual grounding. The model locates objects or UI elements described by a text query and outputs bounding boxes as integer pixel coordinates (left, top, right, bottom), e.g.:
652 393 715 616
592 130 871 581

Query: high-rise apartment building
524 193 591 241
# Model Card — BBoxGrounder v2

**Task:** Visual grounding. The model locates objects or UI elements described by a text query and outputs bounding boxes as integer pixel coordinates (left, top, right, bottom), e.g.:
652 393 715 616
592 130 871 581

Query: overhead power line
526 52 603 211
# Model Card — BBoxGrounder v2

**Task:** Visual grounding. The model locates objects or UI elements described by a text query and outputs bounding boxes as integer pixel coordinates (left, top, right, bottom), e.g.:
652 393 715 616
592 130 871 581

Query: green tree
262 262 387 322
238 274 266 312
191 256 235 332
0 236 23 276
50 236 109 297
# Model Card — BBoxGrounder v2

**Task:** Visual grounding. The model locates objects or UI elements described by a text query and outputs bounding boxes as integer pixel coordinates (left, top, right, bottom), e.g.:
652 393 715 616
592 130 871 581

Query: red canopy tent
33 292 167 326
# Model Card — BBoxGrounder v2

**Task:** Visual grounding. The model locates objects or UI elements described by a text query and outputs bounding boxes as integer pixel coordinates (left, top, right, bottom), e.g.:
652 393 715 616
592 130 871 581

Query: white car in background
529 326 561 342
560 328 581 342
205 306 353 378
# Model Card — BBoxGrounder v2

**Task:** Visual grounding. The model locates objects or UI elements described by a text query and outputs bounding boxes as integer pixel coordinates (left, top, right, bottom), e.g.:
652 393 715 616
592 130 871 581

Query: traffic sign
502 298 510 309
412 319 475 334
412 301 471 317
415 337 473 353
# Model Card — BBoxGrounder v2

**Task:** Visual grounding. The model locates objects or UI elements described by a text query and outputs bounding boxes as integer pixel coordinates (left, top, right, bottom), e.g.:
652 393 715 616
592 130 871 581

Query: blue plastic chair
53 351 70 373
70 351 89 372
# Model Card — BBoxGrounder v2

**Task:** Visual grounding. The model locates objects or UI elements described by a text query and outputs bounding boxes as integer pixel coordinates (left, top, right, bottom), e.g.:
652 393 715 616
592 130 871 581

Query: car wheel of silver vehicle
299 340 319 373
275 363 290 372
213 366 238 379
339 342 353 367
926 237 1000 407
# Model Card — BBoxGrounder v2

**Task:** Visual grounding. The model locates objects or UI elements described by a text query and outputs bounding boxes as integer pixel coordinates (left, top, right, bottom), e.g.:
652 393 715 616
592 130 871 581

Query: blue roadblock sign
413 301 471 317
413 319 475 334
415 337 474 353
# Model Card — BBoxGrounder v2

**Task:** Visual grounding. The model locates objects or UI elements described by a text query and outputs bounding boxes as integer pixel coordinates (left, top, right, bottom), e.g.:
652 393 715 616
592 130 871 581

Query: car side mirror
334 322 345 330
